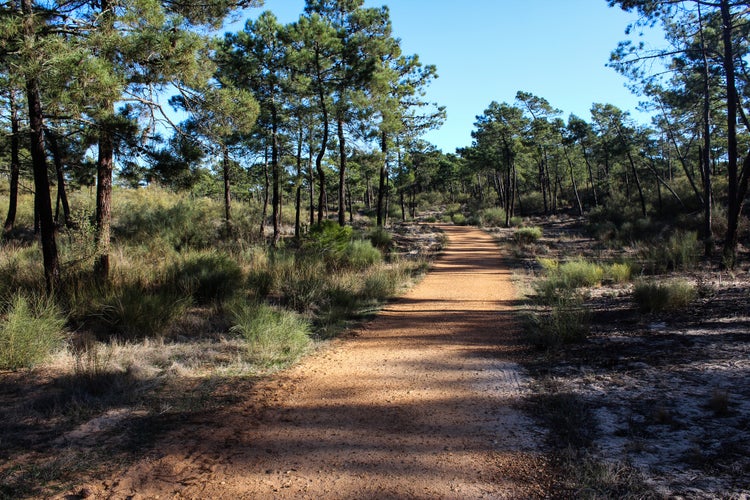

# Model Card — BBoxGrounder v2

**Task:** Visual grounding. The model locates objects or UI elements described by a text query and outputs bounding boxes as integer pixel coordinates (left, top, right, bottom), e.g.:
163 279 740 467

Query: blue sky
232 1 661 153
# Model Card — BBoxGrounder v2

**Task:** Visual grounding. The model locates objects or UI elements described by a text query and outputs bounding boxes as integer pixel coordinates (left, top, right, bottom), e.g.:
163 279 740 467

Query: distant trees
608 0 750 265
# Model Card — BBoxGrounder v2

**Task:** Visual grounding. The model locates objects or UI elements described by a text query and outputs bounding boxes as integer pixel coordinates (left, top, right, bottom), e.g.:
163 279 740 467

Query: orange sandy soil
69 225 553 499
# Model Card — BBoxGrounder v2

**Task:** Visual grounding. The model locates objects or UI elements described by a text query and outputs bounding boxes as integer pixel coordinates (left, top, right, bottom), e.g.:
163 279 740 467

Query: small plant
451 213 466 225
605 262 632 283
478 207 506 227
558 259 604 288
633 279 697 313
343 240 382 270
368 227 393 250
99 285 188 339
0 294 67 370
514 226 542 244
172 251 244 304
230 302 311 366
361 266 403 300
527 296 590 348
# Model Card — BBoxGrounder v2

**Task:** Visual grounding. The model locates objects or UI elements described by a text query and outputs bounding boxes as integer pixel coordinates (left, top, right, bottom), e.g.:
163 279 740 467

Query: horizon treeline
1 0 749 294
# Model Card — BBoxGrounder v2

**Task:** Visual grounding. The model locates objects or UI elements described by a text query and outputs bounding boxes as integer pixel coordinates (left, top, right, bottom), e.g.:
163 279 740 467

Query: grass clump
633 279 697 313
369 226 393 250
99 286 189 340
478 207 506 227
344 240 382 270
230 302 311 366
604 262 632 283
534 258 604 303
0 294 67 370
172 251 244 304
514 226 542 244
527 295 590 348
451 213 466 225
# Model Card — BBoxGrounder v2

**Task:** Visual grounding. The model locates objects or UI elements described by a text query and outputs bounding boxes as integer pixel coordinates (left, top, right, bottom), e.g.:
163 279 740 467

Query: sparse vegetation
0 294 67 370
230 302 312 366
633 279 697 313
514 226 542 244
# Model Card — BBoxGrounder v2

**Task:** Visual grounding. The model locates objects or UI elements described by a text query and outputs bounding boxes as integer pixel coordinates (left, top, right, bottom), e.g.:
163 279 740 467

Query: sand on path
78 224 549 499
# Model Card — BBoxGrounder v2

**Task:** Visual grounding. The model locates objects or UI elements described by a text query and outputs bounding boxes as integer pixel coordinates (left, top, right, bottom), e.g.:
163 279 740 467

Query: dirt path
77 225 549 499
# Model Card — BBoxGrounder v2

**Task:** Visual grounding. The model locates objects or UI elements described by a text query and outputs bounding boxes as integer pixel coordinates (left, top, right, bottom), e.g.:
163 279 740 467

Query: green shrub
361 267 402 300
534 258 604 303
172 251 243 304
0 294 67 370
605 263 631 283
246 268 275 299
369 227 393 249
99 286 188 339
451 213 466 225
633 279 697 313
514 226 543 244
509 216 524 227
558 259 604 288
344 240 382 270
230 302 311 366
441 215 452 223
478 207 506 227
304 220 353 256
666 230 700 271
638 230 700 273
279 257 328 311
114 192 219 251
527 302 590 349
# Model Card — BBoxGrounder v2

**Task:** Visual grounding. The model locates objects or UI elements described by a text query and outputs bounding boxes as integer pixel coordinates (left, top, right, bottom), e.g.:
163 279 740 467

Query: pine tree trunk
23 0 58 292
271 105 281 246
337 116 346 227
46 129 72 228
377 131 388 227
3 90 20 235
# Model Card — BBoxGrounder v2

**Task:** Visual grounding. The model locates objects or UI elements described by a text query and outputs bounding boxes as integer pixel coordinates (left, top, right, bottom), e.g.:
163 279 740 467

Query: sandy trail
80 225 548 499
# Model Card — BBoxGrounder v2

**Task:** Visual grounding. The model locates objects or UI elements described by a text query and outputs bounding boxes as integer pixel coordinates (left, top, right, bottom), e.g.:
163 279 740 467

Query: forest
0 0 749 497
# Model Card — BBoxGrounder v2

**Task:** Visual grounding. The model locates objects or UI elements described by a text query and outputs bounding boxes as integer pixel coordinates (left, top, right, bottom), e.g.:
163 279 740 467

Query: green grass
0 294 67 370
633 279 697 313
478 207 506 227
514 226 543 244
230 302 311 366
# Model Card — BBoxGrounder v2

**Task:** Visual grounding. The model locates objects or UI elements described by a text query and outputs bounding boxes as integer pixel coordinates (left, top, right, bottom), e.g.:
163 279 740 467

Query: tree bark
720 0 742 266
336 116 347 226
271 104 281 246
46 128 73 228
22 0 59 292
377 131 388 227
3 89 20 235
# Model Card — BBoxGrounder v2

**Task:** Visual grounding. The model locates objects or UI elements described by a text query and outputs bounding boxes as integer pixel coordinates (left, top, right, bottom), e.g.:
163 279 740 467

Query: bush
172 251 244 304
279 257 328 312
451 213 466 225
515 226 543 244
534 258 604 303
361 267 403 300
604 263 631 284
633 280 697 313
528 302 590 349
478 207 506 227
230 302 311 366
638 230 700 273
558 259 604 288
344 240 382 270
99 286 188 339
369 227 393 249
0 294 67 370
